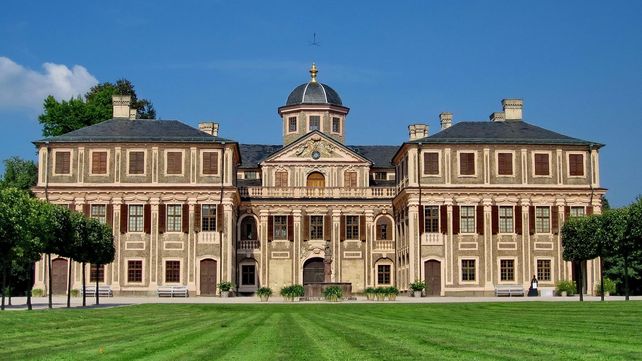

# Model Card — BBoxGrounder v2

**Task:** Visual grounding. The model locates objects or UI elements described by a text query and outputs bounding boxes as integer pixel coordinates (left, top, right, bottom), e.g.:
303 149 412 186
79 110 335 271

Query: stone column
365 210 374 287
150 198 159 285
293 209 302 284
112 197 122 288
407 202 419 284
259 210 269 287
332 210 341 282
483 199 493 286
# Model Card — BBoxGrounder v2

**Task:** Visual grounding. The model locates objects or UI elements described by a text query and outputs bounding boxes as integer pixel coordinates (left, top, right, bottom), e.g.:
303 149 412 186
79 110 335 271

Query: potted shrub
257 287 273 302
386 286 399 301
365 287 376 301
555 280 576 297
280 284 304 301
323 285 343 302
292 284 305 300
375 287 386 301
595 278 616 297
218 281 234 297
409 280 425 298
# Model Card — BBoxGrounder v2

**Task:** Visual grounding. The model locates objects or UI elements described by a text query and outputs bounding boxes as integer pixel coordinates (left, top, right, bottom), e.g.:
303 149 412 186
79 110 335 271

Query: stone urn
413 290 422 298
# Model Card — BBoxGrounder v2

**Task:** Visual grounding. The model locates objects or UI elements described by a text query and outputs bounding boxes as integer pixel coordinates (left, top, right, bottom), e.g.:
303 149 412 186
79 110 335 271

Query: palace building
32 64 605 296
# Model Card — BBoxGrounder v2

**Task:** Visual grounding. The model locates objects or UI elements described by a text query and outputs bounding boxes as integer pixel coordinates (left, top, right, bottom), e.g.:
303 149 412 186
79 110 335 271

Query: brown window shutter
324 214 332 241
182 204 189 233
120 204 128 234
303 215 310 241
452 206 460 235
83 204 90 216
587 206 593 215
144 204 151 234
216 204 224 232
440 205 448 235
106 204 113 229
267 216 274 241
68 203 75 211
158 204 166 233
193 205 201 232
340 215 346 241
360 215 366 241
552 206 559 234
491 206 499 235
515 206 522 235
476 206 484 234
418 206 425 235
287 215 294 241
564 206 570 220
529 206 536 235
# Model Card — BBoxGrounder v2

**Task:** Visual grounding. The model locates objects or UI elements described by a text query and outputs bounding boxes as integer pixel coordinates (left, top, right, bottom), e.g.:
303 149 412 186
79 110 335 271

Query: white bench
80 285 113 297
495 285 525 297
157 286 189 297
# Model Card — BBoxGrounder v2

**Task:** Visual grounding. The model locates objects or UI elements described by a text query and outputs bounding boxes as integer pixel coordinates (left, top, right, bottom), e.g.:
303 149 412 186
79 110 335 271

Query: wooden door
424 260 441 296
306 172 325 188
200 259 217 295
52 258 68 295
303 258 325 284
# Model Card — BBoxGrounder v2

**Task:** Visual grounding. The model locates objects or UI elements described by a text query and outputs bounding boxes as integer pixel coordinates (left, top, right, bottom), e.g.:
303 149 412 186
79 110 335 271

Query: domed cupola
278 63 350 145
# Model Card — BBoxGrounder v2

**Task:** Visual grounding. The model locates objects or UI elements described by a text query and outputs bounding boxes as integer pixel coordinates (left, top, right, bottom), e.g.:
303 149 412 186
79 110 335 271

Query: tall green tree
0 157 38 192
595 209 627 300
622 197 642 300
38 78 156 137
562 216 599 301
12 197 45 310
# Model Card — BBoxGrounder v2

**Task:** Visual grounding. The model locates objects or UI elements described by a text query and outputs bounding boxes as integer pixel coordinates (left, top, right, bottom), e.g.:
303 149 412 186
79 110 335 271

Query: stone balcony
238 186 397 199
238 240 260 250
373 240 395 251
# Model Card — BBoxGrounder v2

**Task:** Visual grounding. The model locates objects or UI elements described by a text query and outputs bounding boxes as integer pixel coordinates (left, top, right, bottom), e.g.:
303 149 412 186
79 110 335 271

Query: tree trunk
66 259 72 308
7 273 11 306
624 255 630 301
578 261 583 302
82 262 86 307
27 263 33 311
1 265 6 311
95 264 100 306
600 257 604 302
47 253 52 309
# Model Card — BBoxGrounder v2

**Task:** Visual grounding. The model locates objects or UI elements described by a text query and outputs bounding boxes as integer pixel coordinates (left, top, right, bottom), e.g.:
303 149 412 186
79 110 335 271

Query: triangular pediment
261 131 371 165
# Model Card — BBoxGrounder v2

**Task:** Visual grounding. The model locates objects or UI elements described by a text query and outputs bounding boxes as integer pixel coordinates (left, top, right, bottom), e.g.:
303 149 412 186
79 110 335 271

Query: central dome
285 64 343 106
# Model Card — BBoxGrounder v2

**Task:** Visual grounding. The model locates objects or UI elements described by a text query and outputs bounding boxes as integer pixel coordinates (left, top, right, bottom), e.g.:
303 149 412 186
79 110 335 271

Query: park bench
157 285 189 297
80 285 113 297
494 285 525 297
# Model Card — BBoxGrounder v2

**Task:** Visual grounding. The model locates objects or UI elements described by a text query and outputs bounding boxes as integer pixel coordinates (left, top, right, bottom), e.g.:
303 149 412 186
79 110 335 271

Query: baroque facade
32 64 605 296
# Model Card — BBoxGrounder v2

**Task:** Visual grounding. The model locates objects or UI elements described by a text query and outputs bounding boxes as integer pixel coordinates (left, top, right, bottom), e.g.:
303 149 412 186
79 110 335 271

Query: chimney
489 112 505 122
502 99 523 121
199 122 219 137
129 108 137 120
408 124 428 141
112 95 131 118
439 112 452 130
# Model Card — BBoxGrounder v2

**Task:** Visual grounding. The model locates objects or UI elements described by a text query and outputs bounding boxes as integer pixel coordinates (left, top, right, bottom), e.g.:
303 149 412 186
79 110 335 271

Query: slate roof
409 120 602 147
239 144 398 168
34 119 235 144
285 82 343 106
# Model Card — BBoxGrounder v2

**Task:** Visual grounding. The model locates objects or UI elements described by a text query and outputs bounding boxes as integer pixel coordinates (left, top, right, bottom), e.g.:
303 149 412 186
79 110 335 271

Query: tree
0 157 38 192
38 78 156 137
12 197 45 310
91 221 115 306
622 197 642 300
595 208 627 300
562 216 599 301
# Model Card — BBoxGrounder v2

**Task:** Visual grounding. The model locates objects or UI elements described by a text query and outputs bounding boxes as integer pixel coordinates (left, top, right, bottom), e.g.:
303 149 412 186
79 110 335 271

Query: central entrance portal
303 258 325 284
424 260 442 296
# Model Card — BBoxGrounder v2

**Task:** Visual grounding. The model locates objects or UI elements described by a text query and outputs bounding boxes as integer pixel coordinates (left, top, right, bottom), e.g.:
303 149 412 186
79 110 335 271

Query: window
500 259 515 282
202 152 219 175
288 117 297 132
128 151 145 175
241 217 256 240
165 261 180 283
91 151 107 174
569 154 584 176
346 215 359 239
90 205 107 224
273 216 287 240
332 117 340 133
166 151 182 175
497 153 513 175
534 153 550 176
535 206 550 233
55 151 71 175
127 260 142 282
167 205 182 232
378 224 388 240
537 259 552 281
460 206 475 233
309 116 320 131
424 206 439 233
459 152 475 176
128 205 144 232
423 152 439 175
373 172 387 180
201 205 217 232
461 259 476 282
310 216 324 240
570 206 585 218
377 264 391 284
344 171 357 188
90 264 104 283
275 171 288 187
499 206 514 233
241 265 256 285
245 171 258 180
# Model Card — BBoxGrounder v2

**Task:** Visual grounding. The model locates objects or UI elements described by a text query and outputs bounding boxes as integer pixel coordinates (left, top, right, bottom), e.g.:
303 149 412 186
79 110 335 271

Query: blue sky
0 0 640 207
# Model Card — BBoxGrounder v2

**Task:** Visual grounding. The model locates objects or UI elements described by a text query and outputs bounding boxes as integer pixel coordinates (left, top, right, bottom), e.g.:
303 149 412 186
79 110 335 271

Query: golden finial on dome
309 63 318 83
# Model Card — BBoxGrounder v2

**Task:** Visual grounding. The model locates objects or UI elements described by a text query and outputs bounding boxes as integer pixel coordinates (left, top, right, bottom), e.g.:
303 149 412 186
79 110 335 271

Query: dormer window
309 116 320 131
332 117 340 133
288 117 297 132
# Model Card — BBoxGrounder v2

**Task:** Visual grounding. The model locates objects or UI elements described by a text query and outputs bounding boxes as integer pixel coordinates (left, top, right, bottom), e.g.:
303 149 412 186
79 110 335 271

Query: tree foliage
38 78 156 137
0 157 38 192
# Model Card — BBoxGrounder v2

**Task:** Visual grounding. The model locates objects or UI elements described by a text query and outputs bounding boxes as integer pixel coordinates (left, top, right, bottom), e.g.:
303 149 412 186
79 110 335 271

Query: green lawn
1 302 641 360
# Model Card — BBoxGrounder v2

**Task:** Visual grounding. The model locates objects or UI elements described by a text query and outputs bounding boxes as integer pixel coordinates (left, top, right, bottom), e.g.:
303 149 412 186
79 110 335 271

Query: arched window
241 217 257 240
376 217 392 240
306 172 325 188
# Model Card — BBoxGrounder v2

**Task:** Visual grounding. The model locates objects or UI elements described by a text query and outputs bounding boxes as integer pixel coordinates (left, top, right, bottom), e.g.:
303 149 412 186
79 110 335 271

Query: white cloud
0 56 98 111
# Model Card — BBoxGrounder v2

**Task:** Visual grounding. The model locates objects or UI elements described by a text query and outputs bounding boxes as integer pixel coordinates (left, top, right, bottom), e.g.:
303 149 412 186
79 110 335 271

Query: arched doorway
306 172 325 188
200 259 217 295
424 260 441 296
51 258 68 295
303 258 325 284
